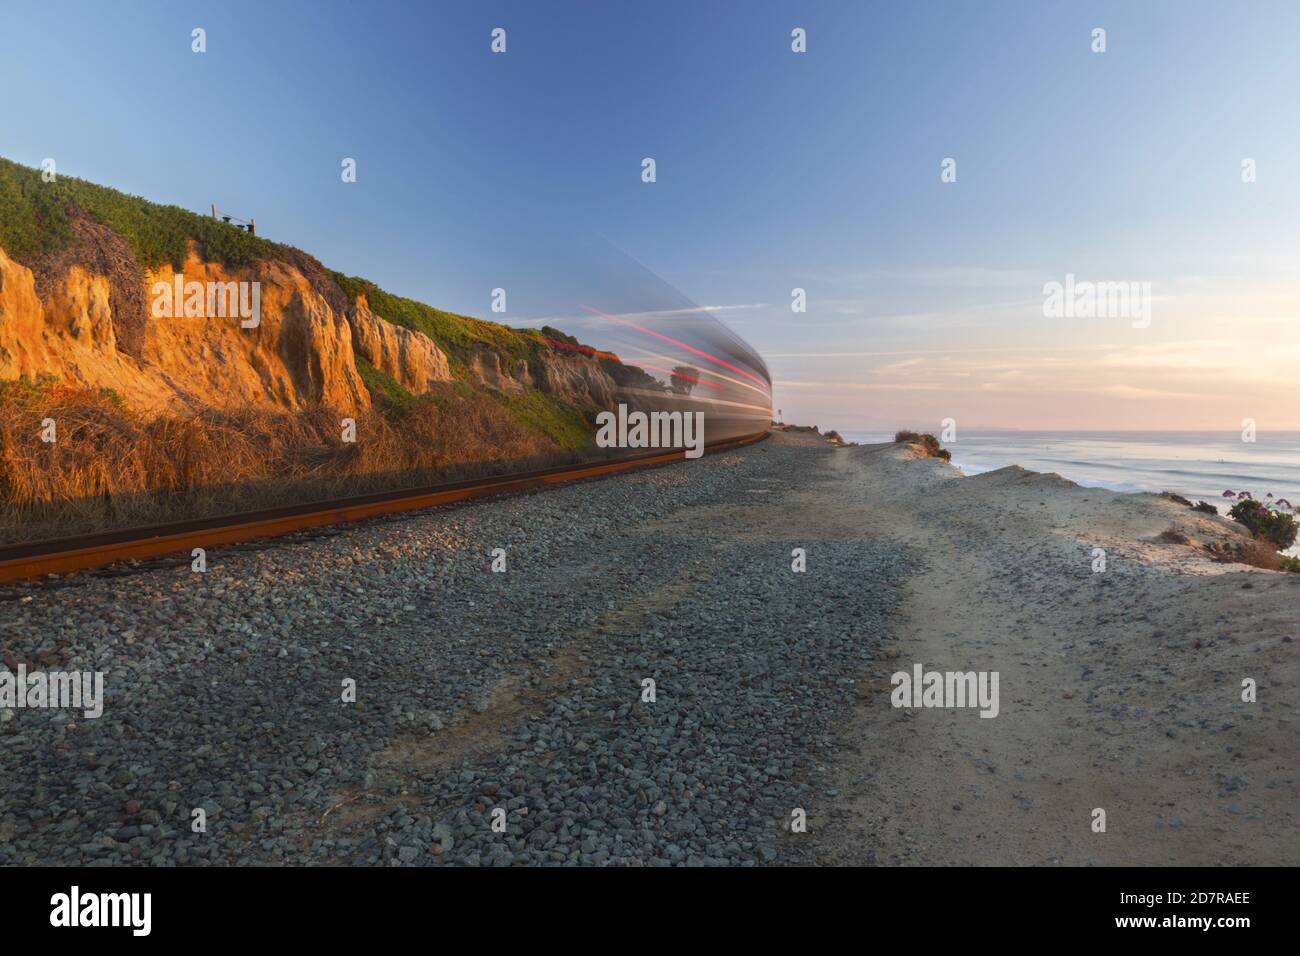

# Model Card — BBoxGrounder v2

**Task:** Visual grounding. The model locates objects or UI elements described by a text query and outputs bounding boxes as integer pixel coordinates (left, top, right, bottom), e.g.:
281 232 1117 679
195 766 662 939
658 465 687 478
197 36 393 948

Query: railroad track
0 431 768 584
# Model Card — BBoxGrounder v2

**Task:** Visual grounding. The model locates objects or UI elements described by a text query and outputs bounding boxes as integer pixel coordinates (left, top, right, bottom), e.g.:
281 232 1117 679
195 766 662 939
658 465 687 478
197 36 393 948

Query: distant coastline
841 429 1300 557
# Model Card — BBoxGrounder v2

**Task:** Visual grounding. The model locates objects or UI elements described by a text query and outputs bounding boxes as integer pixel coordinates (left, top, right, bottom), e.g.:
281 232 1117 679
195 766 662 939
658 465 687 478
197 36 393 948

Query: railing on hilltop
211 204 256 236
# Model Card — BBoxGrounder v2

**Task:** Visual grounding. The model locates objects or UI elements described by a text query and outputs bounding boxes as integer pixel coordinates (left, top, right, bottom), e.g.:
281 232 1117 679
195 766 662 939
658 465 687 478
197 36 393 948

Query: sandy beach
792 436 1300 865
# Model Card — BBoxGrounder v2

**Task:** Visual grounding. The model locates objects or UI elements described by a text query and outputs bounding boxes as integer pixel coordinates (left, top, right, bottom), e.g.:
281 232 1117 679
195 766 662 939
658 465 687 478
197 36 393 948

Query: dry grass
1204 536 1289 572
0 381 583 544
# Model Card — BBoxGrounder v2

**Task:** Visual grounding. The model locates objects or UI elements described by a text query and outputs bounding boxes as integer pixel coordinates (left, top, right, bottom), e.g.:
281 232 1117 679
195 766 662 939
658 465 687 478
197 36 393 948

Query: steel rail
0 431 768 583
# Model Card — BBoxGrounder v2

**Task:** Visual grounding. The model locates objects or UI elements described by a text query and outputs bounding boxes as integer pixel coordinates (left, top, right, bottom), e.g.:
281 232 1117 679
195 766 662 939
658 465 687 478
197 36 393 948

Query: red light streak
579 305 771 392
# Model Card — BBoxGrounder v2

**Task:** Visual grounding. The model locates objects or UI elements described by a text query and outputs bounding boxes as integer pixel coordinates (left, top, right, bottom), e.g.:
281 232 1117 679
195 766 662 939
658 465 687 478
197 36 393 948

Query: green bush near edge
1228 499 1299 550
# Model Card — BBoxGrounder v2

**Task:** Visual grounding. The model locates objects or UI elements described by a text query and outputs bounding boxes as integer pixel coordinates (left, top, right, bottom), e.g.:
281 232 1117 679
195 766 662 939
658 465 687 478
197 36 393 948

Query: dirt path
807 442 1300 865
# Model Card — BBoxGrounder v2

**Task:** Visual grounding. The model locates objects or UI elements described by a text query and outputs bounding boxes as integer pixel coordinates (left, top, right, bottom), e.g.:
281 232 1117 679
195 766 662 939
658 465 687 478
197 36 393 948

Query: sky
2 0 1298 430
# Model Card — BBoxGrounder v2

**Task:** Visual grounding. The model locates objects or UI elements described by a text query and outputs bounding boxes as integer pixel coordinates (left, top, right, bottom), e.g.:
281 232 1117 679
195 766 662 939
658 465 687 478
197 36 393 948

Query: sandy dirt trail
815 441 1299 866
686 436 1299 865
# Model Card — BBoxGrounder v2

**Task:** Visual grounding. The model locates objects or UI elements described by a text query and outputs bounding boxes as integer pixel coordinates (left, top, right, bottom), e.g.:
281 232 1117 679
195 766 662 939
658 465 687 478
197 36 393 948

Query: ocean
841 429 1300 556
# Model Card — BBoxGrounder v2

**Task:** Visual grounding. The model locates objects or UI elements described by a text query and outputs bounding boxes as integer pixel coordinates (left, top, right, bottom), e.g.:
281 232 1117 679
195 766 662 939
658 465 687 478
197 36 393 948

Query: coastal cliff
0 156 648 539
0 156 629 423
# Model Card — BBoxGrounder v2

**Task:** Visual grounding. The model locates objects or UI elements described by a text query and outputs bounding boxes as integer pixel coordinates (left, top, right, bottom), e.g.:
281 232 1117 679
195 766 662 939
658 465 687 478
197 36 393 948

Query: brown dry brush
893 429 951 461
0 382 577 544
1205 536 1290 572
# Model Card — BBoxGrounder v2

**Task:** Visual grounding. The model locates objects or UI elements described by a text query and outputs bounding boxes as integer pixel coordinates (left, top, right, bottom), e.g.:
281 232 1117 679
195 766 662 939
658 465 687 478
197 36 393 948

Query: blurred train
544 302 772 451
446 230 775 453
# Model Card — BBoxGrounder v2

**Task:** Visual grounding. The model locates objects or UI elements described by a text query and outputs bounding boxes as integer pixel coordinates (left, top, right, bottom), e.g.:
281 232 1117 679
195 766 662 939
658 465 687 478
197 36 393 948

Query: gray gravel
0 435 907 865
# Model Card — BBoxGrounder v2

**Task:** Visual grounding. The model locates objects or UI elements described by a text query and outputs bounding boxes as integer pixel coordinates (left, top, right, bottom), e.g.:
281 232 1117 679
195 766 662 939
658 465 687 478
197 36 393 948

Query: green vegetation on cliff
354 354 587 449
327 272 550 381
355 356 416 415
0 156 285 268
494 389 592 451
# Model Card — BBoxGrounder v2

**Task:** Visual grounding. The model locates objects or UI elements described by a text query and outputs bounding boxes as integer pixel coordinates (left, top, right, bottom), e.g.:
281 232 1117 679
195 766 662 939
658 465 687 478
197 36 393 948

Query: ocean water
841 430 1300 556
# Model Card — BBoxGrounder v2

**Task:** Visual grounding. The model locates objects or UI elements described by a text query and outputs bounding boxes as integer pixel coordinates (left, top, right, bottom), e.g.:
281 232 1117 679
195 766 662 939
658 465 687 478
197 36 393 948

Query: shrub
1205 537 1290 571
1165 492 1220 515
894 430 951 461
1227 498 1298 550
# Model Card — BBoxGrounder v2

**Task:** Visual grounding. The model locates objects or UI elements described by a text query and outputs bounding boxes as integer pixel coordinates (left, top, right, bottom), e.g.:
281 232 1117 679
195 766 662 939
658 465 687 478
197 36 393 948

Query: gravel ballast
0 433 907 866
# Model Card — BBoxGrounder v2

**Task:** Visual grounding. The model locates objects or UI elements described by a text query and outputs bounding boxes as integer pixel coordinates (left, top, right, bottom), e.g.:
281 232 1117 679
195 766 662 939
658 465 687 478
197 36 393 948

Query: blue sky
3 0 1298 428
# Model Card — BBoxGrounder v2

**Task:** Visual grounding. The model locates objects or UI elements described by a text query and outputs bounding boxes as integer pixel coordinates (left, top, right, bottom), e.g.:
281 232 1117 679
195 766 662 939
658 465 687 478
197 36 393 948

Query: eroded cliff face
0 245 375 413
467 345 524 393
0 247 165 407
349 295 452 393
143 254 372 413
340 296 622 409
0 240 623 418
535 353 618 409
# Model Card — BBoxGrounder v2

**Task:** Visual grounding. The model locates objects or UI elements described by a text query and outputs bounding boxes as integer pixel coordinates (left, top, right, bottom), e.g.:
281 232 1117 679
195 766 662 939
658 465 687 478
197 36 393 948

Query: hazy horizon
3 0 1297 431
